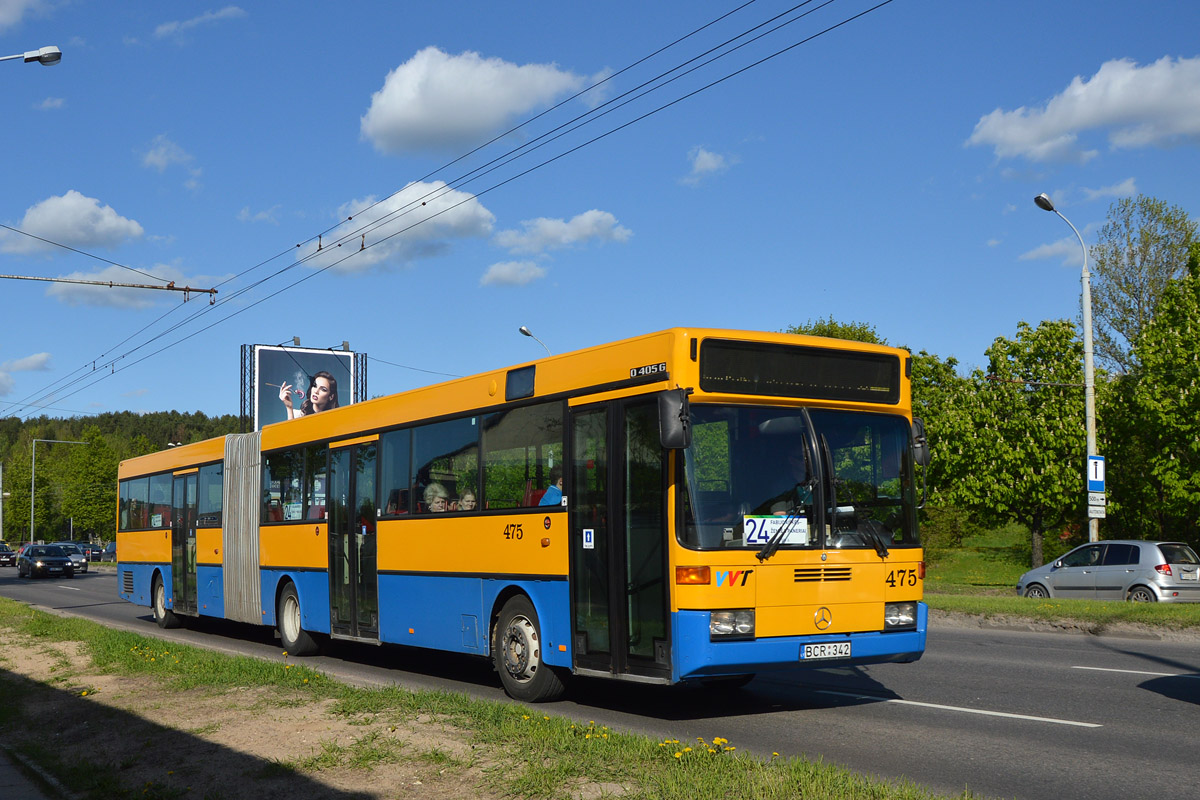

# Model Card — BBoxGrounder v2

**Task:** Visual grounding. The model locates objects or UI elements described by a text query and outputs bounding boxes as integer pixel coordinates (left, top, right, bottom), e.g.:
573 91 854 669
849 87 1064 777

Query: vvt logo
716 569 754 587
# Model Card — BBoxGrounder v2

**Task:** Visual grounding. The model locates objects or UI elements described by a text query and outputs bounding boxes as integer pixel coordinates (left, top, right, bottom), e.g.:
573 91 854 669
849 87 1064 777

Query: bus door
328 443 379 640
170 472 198 615
570 400 671 681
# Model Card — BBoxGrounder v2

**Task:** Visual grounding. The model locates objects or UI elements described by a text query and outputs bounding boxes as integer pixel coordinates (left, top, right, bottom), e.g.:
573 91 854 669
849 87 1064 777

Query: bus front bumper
673 602 927 681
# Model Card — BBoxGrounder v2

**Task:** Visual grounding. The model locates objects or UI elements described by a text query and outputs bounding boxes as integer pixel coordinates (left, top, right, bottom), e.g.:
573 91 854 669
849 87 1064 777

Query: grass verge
0 597 976 800
925 592 1200 631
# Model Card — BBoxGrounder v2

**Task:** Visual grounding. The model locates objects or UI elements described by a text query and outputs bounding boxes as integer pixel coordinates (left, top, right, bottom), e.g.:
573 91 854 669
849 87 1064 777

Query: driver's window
1062 545 1101 567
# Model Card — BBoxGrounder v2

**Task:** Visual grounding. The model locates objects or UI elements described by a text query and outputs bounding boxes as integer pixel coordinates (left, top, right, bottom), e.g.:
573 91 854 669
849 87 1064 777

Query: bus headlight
710 610 754 639
884 602 917 630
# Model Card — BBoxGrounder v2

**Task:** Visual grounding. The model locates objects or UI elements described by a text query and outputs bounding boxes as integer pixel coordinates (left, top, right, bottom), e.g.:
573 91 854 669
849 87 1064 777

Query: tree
1089 194 1197 373
785 316 886 344
60 426 120 540
970 321 1087 567
1105 244 1200 545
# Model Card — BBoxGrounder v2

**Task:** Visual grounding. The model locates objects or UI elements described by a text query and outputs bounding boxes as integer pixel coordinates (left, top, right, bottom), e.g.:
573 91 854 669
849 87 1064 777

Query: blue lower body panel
260 569 331 633
118 562 165 608
377 574 572 668
674 602 927 680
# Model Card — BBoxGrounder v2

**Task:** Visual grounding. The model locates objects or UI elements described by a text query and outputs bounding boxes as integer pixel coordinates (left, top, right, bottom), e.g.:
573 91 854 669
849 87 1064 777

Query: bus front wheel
278 583 319 656
493 595 566 703
152 575 180 629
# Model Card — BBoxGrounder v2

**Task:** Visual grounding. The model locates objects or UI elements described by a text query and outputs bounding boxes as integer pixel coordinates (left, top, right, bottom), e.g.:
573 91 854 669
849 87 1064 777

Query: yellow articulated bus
117 328 929 702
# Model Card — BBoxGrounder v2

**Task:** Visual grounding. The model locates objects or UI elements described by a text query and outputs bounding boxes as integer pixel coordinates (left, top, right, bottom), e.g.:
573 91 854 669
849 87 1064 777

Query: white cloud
0 190 143 253
142 134 203 191
1082 177 1137 202
968 56 1200 162
44 263 227 308
361 46 584 152
495 209 631 255
237 205 281 224
480 261 547 287
987 239 1001 248
1020 236 1084 266
0 0 45 32
142 134 192 172
301 181 495 273
681 146 737 186
155 5 246 38
1 352 51 372
0 349 51 396
35 97 64 110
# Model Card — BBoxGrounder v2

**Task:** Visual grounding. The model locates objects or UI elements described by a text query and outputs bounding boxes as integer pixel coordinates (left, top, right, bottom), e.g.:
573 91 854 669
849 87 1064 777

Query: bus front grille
794 567 852 582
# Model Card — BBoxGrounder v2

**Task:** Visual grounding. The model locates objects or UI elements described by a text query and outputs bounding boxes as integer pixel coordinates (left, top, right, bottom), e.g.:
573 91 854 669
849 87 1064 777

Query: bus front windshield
680 405 919 552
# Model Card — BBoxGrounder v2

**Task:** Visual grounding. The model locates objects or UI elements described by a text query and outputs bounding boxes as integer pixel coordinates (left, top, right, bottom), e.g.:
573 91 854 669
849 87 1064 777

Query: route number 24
885 569 918 587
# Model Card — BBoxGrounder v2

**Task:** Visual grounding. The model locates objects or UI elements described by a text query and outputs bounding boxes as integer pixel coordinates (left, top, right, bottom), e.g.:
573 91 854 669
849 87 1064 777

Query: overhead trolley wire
12 0 897 417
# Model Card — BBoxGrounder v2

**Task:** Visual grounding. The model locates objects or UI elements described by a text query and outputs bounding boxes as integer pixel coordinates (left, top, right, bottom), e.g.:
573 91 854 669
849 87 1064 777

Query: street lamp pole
518 326 552 357
1035 193 1099 543
30 439 88 545
0 46 62 65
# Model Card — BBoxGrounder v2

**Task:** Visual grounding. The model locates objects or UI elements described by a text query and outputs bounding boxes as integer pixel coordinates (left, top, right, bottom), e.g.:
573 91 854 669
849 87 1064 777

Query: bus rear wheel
278 583 319 656
493 595 566 703
152 575 180 629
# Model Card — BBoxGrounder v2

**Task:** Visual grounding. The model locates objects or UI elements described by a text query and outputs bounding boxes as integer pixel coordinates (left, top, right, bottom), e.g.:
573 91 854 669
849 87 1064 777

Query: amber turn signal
675 566 711 585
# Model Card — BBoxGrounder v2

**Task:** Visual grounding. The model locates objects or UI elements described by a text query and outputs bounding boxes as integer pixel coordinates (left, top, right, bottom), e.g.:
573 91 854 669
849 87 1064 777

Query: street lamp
1035 193 1099 543
0 45 62 66
519 326 552 356
30 439 88 545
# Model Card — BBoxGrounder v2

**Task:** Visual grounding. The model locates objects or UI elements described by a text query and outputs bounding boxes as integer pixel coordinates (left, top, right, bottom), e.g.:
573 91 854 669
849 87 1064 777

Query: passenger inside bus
423 482 450 513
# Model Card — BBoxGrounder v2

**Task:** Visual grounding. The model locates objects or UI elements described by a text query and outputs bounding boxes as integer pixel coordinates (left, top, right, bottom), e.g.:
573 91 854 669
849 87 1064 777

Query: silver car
52 541 89 574
1017 540 1200 603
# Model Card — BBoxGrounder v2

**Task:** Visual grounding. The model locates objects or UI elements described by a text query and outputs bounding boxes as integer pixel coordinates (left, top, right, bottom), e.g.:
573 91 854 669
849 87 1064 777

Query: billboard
251 345 358 430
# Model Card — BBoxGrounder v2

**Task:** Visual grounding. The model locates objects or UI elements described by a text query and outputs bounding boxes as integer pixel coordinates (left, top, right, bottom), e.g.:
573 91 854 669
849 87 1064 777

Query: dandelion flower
674 752 682 759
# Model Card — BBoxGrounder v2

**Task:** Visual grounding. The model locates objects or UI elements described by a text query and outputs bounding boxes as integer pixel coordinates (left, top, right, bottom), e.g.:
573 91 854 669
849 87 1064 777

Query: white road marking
56 585 81 591
816 690 1103 728
1072 665 1200 679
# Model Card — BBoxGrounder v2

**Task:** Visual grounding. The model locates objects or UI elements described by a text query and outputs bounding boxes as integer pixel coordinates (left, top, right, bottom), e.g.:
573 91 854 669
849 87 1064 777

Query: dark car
100 541 117 562
0 542 15 567
17 544 76 579
75 542 102 560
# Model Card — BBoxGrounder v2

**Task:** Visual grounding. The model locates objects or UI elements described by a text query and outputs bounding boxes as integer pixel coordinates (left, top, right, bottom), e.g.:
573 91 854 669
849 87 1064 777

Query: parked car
101 541 117 562
17 544 76 579
76 542 102 560
52 541 89 574
1017 540 1200 603
0 542 15 567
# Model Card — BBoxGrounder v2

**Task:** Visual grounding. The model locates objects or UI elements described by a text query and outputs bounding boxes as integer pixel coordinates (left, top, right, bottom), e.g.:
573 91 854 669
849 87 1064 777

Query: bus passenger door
170 473 198 615
328 444 379 640
570 401 671 681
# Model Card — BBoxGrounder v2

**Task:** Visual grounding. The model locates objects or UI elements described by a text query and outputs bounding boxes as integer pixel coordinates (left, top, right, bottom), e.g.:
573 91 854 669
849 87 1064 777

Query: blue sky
2 1 1198 422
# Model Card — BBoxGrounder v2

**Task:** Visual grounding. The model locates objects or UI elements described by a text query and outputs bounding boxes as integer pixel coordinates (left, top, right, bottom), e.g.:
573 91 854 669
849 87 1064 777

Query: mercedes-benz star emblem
814 607 832 630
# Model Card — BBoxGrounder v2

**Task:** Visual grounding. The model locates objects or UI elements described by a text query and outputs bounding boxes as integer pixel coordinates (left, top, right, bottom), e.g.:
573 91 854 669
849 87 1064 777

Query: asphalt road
3 567 1198 800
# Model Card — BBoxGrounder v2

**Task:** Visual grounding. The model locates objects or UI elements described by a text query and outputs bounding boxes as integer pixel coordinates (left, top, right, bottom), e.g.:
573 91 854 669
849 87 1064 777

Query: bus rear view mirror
658 388 692 450
911 417 931 468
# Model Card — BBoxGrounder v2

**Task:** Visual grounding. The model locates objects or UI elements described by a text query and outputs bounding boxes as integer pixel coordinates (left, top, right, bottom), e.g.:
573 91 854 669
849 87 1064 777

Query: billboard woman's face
310 376 334 411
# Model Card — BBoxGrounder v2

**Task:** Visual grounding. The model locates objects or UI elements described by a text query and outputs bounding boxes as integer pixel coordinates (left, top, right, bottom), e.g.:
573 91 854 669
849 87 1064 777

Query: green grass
0 596 978 800
926 592 1200 630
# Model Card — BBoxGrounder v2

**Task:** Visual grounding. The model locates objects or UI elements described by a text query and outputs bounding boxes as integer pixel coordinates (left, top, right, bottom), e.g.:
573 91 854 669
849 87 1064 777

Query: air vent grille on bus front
122 570 134 595
794 567 852 583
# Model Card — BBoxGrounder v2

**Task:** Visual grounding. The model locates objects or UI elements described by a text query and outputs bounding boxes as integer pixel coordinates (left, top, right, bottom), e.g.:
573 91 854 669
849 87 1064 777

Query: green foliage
785 316 887 344
1104 243 1200 543
1090 194 1197 372
971 321 1087 567
0 410 239 544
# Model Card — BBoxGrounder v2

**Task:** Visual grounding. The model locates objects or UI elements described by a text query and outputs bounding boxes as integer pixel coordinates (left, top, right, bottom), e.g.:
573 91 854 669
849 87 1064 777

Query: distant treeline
0 411 239 544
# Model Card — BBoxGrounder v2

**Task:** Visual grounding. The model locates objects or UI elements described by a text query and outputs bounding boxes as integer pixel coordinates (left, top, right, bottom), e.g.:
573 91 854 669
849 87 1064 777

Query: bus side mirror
911 417 931 468
658 388 692 450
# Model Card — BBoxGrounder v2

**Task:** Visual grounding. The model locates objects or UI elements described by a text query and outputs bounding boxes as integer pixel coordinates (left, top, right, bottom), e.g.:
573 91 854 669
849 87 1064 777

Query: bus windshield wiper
861 518 890 560
755 504 801 563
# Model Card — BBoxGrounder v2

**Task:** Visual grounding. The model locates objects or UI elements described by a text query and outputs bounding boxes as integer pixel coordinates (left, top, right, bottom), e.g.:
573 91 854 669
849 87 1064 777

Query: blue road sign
1087 455 1106 493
